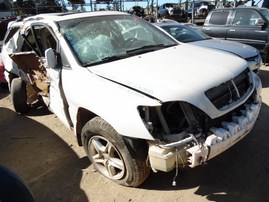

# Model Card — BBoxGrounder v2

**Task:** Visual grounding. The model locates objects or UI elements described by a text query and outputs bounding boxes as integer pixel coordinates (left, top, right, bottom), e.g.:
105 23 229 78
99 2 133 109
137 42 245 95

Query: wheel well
76 109 149 161
76 108 97 146
122 136 148 161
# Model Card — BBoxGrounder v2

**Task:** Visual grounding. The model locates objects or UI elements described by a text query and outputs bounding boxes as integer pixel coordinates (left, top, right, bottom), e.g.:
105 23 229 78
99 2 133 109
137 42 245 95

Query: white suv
2 11 262 187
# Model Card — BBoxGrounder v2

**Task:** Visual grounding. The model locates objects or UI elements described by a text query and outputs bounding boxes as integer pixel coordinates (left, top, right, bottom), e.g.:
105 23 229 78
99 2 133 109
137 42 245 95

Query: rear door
202 10 230 39
226 9 268 51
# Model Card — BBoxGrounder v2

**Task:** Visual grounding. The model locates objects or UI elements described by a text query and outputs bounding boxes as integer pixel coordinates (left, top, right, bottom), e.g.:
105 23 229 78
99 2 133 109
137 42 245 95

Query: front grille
205 69 251 109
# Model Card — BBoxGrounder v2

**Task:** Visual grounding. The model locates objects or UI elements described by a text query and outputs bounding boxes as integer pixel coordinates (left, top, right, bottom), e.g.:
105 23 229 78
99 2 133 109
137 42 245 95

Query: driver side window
21 25 57 57
21 29 37 52
233 10 260 26
33 25 57 57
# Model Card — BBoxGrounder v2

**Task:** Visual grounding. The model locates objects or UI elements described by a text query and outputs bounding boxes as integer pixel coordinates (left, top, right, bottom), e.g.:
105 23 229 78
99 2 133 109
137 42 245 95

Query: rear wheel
82 117 150 187
10 78 29 114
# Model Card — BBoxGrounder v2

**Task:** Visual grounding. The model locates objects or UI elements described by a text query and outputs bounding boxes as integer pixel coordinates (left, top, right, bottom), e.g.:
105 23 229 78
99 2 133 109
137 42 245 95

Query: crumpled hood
88 44 248 102
191 39 259 59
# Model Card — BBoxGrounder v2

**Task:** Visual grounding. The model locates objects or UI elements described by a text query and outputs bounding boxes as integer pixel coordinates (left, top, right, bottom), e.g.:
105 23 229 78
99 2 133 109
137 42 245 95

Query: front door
15 24 71 127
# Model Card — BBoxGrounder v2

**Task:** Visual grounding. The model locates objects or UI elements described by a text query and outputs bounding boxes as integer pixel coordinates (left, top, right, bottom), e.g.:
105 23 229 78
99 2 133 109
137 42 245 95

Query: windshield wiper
126 44 175 55
82 54 129 67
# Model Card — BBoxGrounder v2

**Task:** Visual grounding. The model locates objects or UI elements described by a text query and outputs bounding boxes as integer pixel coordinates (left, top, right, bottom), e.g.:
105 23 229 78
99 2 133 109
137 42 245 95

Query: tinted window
232 10 261 26
160 25 211 42
209 11 229 25
165 3 177 7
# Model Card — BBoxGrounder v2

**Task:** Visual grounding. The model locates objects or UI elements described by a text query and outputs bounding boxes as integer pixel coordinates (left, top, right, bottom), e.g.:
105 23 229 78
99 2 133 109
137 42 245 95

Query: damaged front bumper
148 100 261 172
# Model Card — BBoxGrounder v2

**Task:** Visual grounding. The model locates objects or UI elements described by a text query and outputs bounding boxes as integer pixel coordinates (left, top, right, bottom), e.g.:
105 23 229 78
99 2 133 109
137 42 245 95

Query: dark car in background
201 7 269 61
128 6 145 17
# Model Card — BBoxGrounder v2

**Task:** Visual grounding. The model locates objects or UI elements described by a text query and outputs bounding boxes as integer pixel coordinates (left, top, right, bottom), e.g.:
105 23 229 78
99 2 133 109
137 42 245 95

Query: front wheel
10 78 29 114
82 117 150 187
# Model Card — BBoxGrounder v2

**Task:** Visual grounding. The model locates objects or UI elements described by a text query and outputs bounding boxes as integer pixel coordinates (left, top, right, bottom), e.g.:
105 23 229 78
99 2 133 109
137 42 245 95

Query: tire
10 78 29 114
82 117 150 187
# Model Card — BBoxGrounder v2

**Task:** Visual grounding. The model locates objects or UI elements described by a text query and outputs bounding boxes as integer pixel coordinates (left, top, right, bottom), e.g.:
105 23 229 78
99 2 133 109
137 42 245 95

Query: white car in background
154 21 262 73
1 11 262 187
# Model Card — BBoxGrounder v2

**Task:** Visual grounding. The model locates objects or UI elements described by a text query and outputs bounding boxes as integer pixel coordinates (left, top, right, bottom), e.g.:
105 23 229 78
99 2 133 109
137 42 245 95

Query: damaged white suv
3 11 262 187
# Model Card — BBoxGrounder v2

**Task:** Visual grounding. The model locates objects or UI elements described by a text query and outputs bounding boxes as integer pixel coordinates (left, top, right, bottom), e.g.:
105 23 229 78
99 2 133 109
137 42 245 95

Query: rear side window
209 11 229 25
3 26 20 44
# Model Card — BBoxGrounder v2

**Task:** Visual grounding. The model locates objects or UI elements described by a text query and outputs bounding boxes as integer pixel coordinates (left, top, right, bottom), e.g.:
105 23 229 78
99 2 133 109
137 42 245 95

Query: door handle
229 29 235 32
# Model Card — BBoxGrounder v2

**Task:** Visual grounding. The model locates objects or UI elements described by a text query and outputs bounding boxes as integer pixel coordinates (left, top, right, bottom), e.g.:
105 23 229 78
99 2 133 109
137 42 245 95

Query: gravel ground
1 65 269 202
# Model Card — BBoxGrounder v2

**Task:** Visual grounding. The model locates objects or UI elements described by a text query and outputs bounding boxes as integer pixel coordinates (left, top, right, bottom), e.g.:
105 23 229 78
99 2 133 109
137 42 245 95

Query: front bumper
148 98 261 172
187 101 261 167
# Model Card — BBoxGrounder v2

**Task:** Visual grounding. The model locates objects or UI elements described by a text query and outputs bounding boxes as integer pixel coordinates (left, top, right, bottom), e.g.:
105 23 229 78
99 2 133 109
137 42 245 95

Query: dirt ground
1 65 269 202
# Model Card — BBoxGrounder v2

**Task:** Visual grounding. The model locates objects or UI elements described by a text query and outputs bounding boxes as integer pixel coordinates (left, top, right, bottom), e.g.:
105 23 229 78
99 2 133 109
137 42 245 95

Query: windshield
58 15 177 66
194 2 202 7
166 3 178 7
159 24 211 43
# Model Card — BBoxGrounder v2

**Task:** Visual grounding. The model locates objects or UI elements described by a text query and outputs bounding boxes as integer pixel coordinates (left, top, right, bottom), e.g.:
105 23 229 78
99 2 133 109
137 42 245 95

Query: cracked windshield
59 15 176 66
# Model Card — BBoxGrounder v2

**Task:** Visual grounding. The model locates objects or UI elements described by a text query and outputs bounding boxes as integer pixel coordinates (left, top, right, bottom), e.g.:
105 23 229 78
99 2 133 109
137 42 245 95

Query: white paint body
2 11 262 172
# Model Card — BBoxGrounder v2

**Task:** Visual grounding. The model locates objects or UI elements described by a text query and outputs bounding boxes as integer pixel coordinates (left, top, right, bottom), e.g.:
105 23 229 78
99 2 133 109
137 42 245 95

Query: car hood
191 39 259 59
88 44 248 102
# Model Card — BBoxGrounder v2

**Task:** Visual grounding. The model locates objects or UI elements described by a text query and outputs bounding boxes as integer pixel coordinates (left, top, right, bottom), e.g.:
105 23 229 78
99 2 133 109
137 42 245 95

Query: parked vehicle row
201 7 269 61
1 11 262 187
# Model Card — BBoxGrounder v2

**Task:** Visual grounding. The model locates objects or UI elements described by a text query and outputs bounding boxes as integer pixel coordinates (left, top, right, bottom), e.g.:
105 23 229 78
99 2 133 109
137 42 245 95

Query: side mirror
45 48 57 69
255 18 265 26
